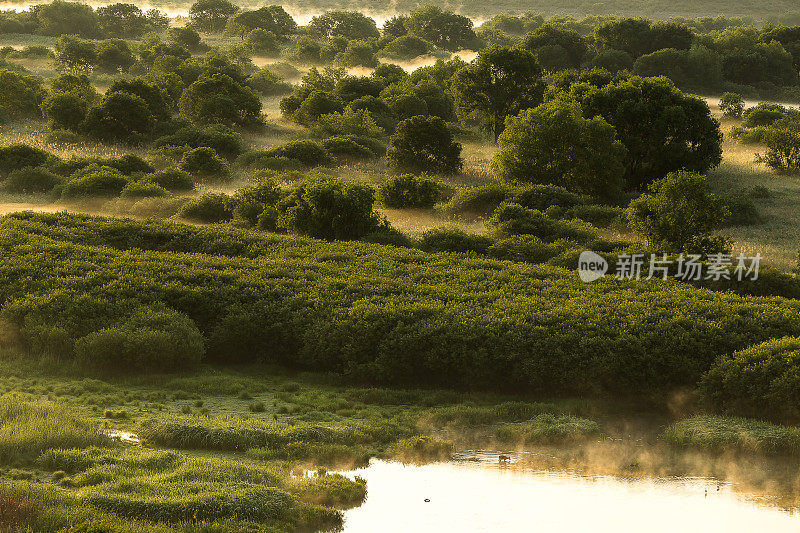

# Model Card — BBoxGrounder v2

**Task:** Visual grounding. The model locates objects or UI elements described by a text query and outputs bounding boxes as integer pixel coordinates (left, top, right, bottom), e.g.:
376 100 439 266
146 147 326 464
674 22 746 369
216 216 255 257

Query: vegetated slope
1 211 799 395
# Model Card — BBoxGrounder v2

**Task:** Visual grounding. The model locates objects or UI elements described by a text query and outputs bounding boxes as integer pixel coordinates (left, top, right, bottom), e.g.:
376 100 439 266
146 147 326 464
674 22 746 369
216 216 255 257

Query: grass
494 414 601 445
663 415 800 456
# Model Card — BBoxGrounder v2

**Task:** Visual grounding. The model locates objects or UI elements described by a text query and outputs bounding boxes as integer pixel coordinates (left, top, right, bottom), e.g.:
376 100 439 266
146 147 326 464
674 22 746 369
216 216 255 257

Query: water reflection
340 457 800 532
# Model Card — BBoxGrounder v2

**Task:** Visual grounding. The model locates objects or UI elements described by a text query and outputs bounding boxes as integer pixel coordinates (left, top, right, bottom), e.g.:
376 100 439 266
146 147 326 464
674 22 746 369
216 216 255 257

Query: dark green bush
742 103 788 128
119 181 170 199
320 136 373 161
442 184 514 215
378 174 440 208
701 337 800 422
179 193 235 223
141 169 195 192
74 308 203 372
258 140 333 167
4 166 62 193
153 125 244 159
0 144 54 178
487 235 566 263
179 147 230 182
511 184 586 210
61 165 129 199
489 203 597 243
419 227 493 254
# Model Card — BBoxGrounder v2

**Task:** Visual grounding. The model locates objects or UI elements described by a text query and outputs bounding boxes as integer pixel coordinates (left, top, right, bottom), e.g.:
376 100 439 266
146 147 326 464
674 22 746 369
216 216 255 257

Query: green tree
81 92 155 144
179 146 230 182
492 98 626 202
719 92 744 118
33 0 100 38
307 11 379 41
106 78 171 121
96 3 149 38
54 35 96 74
594 18 653 58
168 27 206 52
41 92 88 131
245 29 279 56
0 69 46 120
567 75 722 190
756 117 800 174
521 24 587 70
225 6 296 40
189 0 239 33
627 170 729 252
277 176 381 240
405 6 478 52
387 115 462 174
95 39 135 74
451 46 544 141
179 73 262 126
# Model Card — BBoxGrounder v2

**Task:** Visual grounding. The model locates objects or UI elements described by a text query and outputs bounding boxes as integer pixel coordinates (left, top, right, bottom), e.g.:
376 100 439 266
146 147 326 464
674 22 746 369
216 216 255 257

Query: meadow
1 2 800 530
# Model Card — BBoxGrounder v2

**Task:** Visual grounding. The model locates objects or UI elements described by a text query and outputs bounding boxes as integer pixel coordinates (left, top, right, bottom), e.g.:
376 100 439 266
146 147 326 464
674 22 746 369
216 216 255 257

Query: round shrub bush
61 165 129 199
387 115 462 174
179 147 231 182
701 337 800 422
120 181 171 199
74 308 204 372
320 136 373 161
4 166 62 193
179 193 235 223
377 174 440 208
259 140 333 167
419 227 493 254
141 168 195 192
0 144 53 178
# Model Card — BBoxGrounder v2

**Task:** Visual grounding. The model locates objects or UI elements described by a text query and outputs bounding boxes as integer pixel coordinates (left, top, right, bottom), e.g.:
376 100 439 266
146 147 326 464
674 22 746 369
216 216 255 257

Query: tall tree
451 46 544 141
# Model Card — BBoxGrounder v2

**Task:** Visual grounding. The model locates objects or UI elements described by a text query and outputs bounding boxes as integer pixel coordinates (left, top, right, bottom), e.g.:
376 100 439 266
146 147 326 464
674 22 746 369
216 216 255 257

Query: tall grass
0 397 111 464
663 415 800 456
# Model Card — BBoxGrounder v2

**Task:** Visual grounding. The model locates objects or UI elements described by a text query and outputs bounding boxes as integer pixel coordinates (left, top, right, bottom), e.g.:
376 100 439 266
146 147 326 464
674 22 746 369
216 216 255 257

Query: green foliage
179 73 261 127
564 75 722 191
61 165 129 199
380 35 433 59
141 169 195 193
663 415 800 456
495 414 600 444
4 212 800 394
53 35 96 74
247 68 292 96
405 6 479 52
378 174 440 208
179 147 230 182
756 117 800 173
492 98 626 201
119 181 170 199
293 91 344 126
308 11 379 41
627 170 730 252
742 103 788 128
489 202 597 243
701 337 800 422
522 24 587 70
0 69 46 120
179 192 234 223
419 227 493 254
188 0 239 33
719 92 744 117
41 92 88 132
153 124 244 159
81 92 155 144
387 436 454 463
277 176 381 240
0 398 111 464
253 140 333 167
0 144 53 178
74 308 204 372
387 115 462 174
451 46 544 140
4 166 62 194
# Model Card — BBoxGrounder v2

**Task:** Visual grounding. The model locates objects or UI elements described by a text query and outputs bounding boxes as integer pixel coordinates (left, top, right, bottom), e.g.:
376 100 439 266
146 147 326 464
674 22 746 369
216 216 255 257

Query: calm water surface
340 457 800 532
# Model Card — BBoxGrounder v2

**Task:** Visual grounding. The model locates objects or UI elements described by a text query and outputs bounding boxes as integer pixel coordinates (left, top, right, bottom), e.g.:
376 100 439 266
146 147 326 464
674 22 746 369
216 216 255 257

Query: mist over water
340 459 800 532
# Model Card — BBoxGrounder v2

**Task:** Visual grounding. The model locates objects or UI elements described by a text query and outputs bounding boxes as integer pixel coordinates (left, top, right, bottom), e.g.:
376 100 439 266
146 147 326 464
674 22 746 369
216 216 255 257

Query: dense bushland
2 212 800 396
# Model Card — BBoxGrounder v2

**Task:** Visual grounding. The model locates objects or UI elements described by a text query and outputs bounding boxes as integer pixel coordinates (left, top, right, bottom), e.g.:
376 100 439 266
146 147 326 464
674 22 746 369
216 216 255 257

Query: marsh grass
494 414 601 445
663 415 800 456
0 397 111 465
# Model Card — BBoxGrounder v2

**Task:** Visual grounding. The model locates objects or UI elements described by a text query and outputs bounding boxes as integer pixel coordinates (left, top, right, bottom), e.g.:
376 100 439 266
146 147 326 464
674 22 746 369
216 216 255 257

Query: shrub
487 235 565 263
119 181 170 199
719 92 744 118
277 176 381 240
81 92 155 144
247 68 292 96
377 174 440 208
701 337 800 422
74 309 204 372
380 35 433 59
61 165 129 199
756 118 800 174
257 140 333 167
4 167 62 194
489 203 597 243
419 227 493 254
0 144 53 178
0 68 46 120
293 90 344 126
511 184 585 210
153 125 244 159
179 193 235 223
320 136 373 161
387 116 462 174
41 92 88 131
178 73 262 127
110 154 154 175
179 147 230 182
742 103 787 128
627 170 729 252
442 183 514 215
721 194 762 226
141 169 195 193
